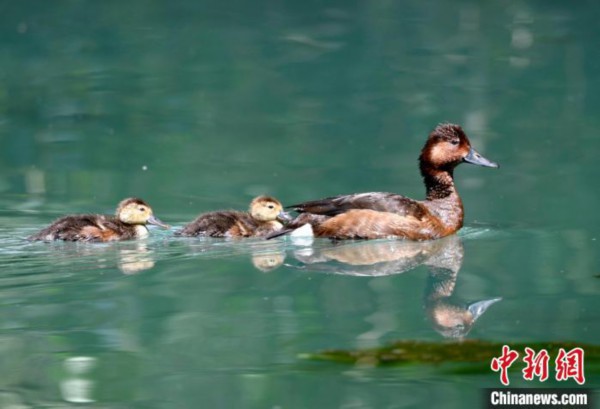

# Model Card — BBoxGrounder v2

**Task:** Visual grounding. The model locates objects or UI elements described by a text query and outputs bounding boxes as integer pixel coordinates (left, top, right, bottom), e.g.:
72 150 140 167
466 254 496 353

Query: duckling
270 123 498 240
176 196 291 238
28 198 169 242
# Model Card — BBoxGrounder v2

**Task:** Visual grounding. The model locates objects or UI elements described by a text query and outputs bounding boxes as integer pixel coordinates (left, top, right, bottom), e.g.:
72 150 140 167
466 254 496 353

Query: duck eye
138 207 146 212
268 205 274 209
450 140 459 146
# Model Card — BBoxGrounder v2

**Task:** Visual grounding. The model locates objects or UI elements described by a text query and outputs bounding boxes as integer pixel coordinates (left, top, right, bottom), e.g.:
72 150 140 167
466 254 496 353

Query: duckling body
29 198 169 242
177 210 282 238
177 196 290 238
275 124 498 240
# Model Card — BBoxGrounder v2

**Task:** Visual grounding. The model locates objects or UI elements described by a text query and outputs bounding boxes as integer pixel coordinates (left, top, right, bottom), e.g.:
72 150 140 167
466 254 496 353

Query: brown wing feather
177 211 258 237
314 209 441 240
28 214 134 242
288 192 427 219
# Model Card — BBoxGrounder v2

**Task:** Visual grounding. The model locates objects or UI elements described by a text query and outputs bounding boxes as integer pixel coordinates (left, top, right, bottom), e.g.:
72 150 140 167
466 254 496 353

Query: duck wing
177 211 256 237
29 214 126 242
288 192 427 220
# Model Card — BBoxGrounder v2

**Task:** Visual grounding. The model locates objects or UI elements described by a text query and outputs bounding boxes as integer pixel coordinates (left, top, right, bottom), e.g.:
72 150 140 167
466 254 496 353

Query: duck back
177 211 259 237
289 192 427 219
28 214 138 242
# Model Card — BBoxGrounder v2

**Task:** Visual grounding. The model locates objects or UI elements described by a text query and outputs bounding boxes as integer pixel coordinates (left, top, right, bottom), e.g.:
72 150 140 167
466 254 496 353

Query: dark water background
1 1 599 408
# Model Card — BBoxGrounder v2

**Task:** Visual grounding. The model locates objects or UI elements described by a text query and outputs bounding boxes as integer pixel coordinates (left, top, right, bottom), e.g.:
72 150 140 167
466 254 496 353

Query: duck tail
265 223 315 240
265 228 295 240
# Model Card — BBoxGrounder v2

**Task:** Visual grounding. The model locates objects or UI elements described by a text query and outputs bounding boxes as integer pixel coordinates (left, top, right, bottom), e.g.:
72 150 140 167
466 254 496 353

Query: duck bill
147 215 170 229
277 211 293 224
467 297 502 321
464 148 499 168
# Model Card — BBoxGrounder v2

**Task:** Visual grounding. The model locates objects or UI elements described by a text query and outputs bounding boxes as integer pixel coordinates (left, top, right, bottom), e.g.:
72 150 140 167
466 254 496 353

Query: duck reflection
284 235 500 339
421 237 501 339
117 242 156 274
29 240 156 274
291 237 448 276
181 237 287 272
251 251 286 272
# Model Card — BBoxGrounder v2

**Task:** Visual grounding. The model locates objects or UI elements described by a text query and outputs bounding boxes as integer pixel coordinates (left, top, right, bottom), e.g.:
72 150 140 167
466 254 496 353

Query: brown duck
176 195 291 238
28 198 169 242
271 123 499 240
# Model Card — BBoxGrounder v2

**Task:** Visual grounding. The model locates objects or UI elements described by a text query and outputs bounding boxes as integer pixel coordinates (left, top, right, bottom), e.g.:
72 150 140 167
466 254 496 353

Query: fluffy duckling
29 198 169 242
271 123 498 240
176 196 291 238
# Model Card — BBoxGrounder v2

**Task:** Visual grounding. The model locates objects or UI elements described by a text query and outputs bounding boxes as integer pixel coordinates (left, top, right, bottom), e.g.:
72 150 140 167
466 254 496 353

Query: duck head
419 123 499 173
249 196 292 223
116 198 170 228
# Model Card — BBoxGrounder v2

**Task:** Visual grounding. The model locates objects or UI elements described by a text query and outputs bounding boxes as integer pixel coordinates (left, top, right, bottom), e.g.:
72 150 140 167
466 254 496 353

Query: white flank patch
290 223 314 237
290 223 314 246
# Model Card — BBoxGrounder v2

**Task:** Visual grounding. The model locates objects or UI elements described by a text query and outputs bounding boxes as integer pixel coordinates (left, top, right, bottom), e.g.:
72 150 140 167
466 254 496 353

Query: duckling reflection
251 251 286 272
29 241 156 275
117 242 155 274
288 235 500 338
180 237 286 272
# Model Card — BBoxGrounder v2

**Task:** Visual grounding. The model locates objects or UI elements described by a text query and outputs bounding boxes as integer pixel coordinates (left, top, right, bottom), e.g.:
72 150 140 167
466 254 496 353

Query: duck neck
420 164 465 233
421 166 457 201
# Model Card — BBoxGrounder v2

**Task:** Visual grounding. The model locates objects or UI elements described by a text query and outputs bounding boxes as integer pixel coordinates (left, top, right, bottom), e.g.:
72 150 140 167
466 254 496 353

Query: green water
1 1 599 407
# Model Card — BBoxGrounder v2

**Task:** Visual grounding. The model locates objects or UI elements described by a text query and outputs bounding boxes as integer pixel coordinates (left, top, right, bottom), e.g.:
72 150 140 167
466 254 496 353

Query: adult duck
272 123 498 240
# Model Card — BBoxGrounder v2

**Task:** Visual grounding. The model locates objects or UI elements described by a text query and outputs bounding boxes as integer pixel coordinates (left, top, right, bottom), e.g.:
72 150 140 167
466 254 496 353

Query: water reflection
290 237 450 277
281 235 500 339
423 239 501 338
251 251 286 272
181 237 287 272
24 240 156 275
60 356 97 403
117 243 156 274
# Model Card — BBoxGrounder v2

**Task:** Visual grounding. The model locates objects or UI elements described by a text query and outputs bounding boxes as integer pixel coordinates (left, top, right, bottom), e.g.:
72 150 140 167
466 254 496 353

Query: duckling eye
138 207 146 212
267 205 275 209
450 140 459 146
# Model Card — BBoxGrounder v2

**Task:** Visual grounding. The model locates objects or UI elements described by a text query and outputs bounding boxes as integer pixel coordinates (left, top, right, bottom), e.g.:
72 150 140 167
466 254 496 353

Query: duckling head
249 196 291 223
116 198 170 228
420 123 499 173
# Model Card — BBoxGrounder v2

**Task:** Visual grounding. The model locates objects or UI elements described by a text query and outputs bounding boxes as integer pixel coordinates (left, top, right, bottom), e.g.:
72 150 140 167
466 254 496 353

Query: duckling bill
176 196 290 238
29 198 169 242
271 123 498 241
